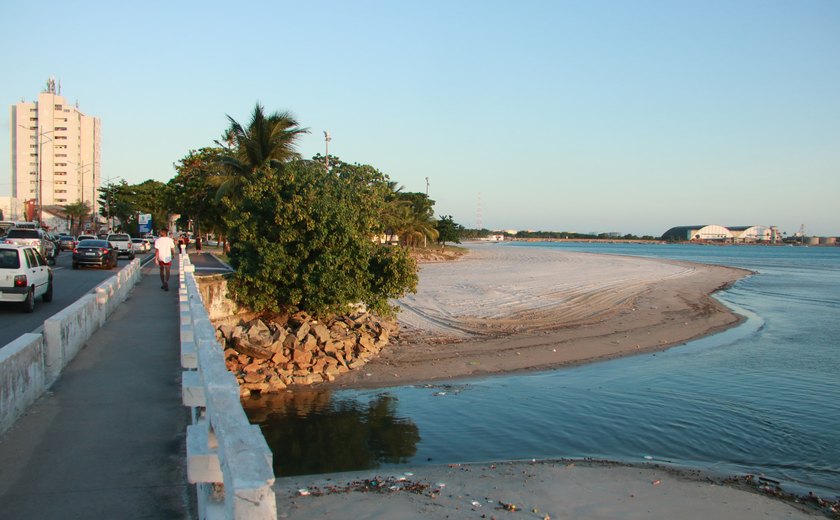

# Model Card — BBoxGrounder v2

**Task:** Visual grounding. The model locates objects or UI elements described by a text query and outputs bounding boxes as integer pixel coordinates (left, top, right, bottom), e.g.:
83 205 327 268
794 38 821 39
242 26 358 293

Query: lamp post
323 131 331 171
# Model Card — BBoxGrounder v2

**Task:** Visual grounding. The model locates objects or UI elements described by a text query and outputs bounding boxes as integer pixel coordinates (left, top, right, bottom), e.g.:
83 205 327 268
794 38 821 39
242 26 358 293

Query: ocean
244 242 840 497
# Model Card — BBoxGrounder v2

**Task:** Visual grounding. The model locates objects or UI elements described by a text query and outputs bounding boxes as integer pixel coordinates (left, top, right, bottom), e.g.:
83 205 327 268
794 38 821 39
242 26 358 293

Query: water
244 242 840 496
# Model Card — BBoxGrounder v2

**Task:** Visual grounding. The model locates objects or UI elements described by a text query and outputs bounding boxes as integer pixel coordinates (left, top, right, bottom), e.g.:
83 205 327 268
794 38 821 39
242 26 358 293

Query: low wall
0 258 143 436
194 273 242 321
0 334 45 435
179 256 277 519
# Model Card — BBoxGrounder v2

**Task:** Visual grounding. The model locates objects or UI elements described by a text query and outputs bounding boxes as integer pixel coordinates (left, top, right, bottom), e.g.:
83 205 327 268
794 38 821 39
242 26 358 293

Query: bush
224 160 417 317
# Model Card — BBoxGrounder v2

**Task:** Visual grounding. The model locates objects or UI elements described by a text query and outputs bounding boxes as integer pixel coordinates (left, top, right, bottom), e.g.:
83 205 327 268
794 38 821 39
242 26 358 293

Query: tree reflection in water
243 390 420 476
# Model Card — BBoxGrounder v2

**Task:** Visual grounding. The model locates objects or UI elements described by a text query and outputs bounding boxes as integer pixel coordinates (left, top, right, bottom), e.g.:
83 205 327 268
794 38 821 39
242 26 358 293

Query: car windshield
6 229 39 239
0 249 21 269
78 240 109 248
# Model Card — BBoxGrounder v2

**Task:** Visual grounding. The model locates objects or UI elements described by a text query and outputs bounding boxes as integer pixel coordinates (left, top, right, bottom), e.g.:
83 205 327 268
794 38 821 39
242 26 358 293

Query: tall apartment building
9 78 100 223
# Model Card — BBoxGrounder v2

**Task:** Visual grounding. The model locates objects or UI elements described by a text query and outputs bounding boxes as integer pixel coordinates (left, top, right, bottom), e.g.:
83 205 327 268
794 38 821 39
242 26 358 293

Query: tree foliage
436 215 462 246
224 159 417 317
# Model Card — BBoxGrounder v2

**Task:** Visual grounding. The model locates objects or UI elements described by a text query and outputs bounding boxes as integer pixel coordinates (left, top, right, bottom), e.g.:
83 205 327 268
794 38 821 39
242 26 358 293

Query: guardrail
0 258 143 436
179 254 277 519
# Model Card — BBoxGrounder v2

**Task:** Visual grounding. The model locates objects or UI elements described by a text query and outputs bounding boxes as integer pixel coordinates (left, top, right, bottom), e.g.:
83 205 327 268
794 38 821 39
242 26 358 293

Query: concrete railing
179 254 277 519
0 258 143 436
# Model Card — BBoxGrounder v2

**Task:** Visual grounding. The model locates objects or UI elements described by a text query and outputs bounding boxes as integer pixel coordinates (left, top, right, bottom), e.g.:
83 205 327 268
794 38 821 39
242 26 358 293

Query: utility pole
425 177 429 196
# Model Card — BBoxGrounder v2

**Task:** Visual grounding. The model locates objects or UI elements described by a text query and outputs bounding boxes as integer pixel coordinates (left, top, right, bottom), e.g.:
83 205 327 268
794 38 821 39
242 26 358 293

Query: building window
55 105 62 110
56 180 67 185
56 199 67 203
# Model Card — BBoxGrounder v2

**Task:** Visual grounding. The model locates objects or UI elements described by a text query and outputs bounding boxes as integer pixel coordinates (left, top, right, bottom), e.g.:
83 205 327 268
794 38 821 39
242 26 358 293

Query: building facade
9 78 100 224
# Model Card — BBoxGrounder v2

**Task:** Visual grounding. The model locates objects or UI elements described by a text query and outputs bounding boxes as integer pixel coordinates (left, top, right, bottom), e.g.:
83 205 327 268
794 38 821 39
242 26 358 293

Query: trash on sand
643 455 653 460
297 489 311 496
471 500 481 507
434 391 447 396
436 483 446 488
652 479 661 486
497 501 518 511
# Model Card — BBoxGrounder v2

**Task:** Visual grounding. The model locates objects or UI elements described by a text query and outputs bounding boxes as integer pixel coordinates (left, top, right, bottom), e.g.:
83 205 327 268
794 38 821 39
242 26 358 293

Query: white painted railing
179 254 277 519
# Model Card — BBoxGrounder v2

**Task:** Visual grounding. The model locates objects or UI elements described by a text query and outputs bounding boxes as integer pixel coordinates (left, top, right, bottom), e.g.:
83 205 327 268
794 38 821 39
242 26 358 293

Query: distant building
9 78 100 224
661 225 779 243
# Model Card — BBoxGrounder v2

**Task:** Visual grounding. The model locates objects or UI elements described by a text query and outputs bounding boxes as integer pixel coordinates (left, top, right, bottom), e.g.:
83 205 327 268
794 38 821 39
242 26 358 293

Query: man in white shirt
154 228 176 291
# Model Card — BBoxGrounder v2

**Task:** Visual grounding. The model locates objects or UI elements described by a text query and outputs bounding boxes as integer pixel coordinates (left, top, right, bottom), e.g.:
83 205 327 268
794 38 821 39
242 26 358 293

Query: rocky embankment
216 311 397 396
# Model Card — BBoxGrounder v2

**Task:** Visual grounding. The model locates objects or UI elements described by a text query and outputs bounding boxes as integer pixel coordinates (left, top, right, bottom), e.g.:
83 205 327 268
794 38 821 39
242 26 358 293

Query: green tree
225 159 417 317
436 215 462 247
168 147 227 242
215 103 308 206
63 200 91 235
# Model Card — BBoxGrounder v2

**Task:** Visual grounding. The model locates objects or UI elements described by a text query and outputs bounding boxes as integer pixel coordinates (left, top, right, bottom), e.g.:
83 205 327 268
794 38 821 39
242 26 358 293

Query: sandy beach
331 244 751 389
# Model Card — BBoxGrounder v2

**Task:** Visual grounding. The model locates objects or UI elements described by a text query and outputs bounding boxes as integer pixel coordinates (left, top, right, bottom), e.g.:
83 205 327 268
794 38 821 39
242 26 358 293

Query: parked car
106 233 135 260
3 228 57 266
131 238 149 253
0 243 53 312
72 239 119 270
58 234 77 251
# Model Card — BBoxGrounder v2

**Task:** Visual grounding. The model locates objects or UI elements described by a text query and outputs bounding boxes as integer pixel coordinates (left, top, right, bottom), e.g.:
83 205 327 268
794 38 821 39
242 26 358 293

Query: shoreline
275 459 832 519
327 245 751 390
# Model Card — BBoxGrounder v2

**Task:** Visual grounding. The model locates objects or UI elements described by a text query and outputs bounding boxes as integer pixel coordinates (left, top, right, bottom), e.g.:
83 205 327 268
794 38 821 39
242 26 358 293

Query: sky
1 0 838 237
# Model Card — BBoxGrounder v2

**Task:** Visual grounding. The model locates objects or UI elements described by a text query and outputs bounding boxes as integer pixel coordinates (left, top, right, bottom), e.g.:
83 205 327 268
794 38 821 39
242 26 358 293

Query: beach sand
331 244 751 389
276 460 823 519
283 245 830 518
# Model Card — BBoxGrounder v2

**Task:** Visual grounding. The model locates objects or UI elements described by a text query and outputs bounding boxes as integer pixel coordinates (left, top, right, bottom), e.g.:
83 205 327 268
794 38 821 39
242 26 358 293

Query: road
0 248 152 347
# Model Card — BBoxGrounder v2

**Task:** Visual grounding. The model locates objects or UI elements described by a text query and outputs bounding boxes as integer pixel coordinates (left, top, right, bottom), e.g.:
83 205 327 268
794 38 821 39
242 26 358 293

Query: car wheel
72 262 79 270
42 279 54 302
22 287 35 313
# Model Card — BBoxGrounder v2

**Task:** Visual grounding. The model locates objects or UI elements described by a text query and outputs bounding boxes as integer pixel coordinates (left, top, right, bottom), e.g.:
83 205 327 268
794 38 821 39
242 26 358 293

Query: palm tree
64 200 91 235
214 103 308 202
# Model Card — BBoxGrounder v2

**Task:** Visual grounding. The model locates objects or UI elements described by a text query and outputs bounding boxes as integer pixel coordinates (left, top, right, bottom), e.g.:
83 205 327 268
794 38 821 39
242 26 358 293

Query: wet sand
332 244 751 389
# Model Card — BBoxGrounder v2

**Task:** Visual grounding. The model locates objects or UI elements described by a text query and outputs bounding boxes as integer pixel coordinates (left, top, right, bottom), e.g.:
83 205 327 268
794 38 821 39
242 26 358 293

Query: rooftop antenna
425 177 429 196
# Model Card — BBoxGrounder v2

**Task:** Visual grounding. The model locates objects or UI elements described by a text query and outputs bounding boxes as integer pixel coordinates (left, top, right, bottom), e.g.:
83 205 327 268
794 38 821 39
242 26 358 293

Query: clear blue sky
2 0 838 236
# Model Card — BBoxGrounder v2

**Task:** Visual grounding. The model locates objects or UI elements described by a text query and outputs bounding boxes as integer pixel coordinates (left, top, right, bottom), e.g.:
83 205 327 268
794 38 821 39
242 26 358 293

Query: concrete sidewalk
0 259 192 519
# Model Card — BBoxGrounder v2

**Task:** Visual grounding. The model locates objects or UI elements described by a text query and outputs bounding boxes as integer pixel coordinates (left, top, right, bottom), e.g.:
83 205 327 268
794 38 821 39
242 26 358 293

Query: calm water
244 242 840 496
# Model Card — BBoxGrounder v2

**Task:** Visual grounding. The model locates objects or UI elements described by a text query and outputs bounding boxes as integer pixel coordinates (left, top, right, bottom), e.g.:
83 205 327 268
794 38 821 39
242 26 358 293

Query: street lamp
324 131 331 171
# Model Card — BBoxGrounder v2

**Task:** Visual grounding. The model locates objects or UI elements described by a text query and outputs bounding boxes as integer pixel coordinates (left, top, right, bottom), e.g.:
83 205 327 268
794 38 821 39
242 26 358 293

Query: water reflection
243 390 420 476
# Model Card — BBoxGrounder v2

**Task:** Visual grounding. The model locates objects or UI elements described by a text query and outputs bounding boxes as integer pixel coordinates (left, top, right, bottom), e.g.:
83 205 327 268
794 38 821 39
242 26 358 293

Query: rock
301 334 318 351
217 323 235 341
271 351 289 364
232 340 273 360
244 372 265 384
311 322 331 343
295 321 311 340
292 348 312 365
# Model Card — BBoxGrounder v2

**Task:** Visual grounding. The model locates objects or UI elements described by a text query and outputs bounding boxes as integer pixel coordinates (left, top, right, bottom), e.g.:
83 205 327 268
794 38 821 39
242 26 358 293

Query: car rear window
78 239 109 248
6 229 39 239
108 234 130 241
0 249 20 269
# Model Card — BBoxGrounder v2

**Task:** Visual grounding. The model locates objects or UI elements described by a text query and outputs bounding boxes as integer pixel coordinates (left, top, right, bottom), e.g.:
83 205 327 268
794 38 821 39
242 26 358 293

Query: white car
106 233 135 259
0 243 53 312
131 238 149 253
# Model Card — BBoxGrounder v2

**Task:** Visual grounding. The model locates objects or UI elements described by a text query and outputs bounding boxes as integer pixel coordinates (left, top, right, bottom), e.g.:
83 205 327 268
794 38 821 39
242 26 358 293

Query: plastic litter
297 489 310 496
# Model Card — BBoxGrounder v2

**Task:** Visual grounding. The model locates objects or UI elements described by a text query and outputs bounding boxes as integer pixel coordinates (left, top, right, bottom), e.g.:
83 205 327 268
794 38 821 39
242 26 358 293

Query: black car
72 239 119 269
58 234 77 251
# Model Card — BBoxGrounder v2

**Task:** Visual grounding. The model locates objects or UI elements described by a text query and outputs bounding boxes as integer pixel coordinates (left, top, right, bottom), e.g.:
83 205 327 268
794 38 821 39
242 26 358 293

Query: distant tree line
459 229 659 241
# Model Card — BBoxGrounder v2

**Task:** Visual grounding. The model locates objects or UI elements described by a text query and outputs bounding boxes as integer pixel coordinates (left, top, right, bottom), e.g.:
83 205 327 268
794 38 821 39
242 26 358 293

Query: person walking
154 228 176 291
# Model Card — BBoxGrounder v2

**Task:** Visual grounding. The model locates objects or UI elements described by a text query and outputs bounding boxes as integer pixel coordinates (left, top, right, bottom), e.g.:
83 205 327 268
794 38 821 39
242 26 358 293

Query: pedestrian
154 228 176 291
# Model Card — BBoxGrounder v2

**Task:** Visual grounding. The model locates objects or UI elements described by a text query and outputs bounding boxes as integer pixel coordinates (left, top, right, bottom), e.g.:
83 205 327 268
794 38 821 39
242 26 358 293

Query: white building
9 78 100 225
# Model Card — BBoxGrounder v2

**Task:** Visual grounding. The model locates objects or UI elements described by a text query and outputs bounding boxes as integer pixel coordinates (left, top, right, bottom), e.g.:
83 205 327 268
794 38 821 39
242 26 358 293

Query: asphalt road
0 247 153 347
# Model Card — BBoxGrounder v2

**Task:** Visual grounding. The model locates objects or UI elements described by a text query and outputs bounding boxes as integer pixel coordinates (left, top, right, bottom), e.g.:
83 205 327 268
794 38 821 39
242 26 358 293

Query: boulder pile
216 310 397 396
